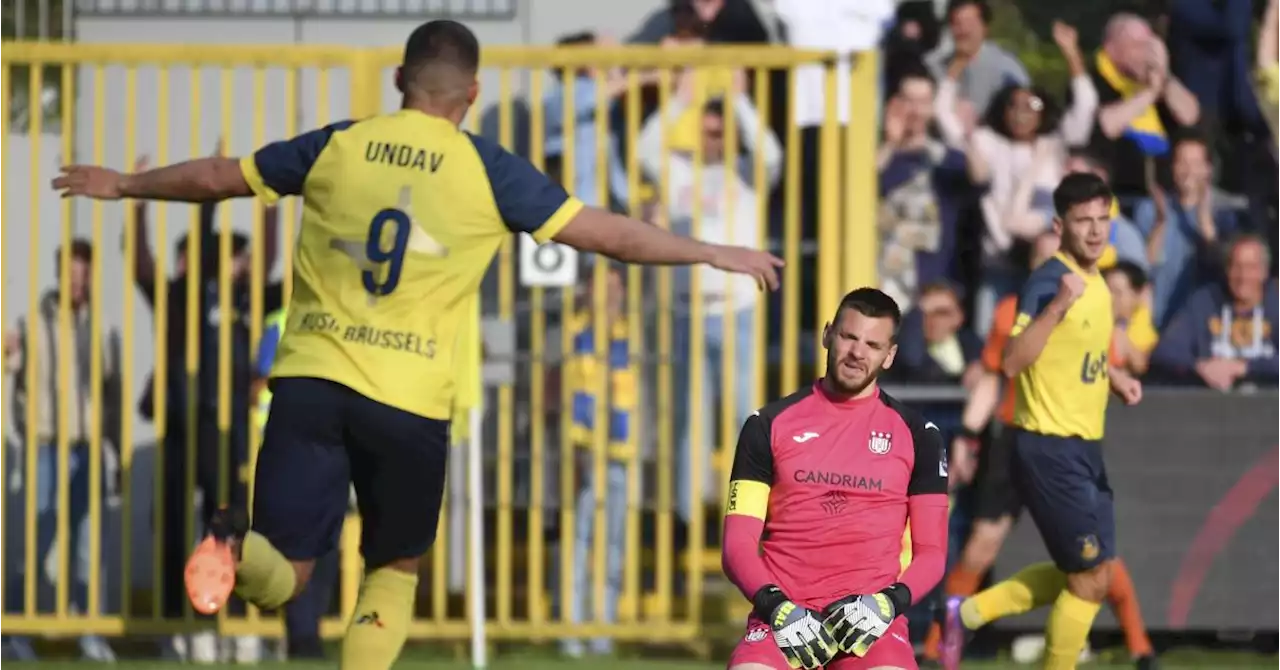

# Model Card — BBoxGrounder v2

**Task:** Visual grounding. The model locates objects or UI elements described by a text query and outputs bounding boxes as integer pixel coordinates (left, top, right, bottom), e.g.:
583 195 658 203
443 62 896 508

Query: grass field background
7 648 1278 669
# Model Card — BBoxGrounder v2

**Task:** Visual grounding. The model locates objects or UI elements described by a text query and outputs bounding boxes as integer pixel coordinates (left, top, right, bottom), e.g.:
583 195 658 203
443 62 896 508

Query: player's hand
753 586 836 669
52 165 128 200
1051 273 1086 313
708 244 784 291
822 590 898 657
1110 373 1143 405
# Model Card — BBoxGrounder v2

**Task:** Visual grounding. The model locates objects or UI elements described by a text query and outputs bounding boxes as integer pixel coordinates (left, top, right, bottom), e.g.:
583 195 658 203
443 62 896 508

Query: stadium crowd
2 0 1278 665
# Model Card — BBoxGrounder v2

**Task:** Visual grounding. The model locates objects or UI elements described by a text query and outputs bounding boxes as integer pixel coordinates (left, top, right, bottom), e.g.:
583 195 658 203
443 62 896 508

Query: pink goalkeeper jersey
726 384 948 608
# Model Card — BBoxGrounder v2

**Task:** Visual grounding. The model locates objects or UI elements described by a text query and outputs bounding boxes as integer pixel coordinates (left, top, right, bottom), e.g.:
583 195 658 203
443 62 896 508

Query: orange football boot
184 507 248 615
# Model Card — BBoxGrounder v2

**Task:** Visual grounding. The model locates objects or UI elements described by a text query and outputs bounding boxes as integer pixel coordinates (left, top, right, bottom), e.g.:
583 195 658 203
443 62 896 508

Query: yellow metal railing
0 42 877 643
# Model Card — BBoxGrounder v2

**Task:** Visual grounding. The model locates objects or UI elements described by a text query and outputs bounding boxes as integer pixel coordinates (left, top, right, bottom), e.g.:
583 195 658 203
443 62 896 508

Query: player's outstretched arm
54 157 252 203
553 208 783 291
1002 268 1084 377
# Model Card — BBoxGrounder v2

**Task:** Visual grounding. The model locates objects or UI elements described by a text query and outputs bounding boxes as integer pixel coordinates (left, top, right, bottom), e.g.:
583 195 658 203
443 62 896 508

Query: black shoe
1135 654 1160 670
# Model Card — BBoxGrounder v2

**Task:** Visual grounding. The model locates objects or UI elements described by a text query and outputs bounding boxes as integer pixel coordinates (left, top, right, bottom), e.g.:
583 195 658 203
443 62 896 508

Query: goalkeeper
721 288 948 670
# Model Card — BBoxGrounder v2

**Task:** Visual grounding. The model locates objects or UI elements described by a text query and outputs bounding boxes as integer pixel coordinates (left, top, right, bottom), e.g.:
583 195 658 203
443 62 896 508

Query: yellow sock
233 532 297 611
1044 590 1102 670
963 562 1066 629
340 568 419 670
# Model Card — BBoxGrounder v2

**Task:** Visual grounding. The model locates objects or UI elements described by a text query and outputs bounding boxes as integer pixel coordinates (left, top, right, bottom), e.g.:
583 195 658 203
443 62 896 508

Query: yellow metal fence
0 42 877 643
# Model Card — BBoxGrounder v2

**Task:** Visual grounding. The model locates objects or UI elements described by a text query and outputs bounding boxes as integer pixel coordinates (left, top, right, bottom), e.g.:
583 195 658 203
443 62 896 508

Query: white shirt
776 0 896 127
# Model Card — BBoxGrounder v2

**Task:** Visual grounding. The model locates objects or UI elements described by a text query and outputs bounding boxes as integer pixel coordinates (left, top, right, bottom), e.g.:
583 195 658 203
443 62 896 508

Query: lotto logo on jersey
1080 351 1109 384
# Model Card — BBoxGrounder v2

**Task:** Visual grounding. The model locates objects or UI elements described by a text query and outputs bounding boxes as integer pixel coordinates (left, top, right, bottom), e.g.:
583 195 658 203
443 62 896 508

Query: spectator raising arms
1134 133 1240 329
1151 234 1278 389
1088 13 1201 199
936 20 1096 333
637 68 781 524
926 0 1030 118
877 64 971 313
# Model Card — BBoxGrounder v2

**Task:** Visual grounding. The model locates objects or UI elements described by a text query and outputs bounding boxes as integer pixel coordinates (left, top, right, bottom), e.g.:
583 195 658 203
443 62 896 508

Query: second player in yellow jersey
940 173 1144 670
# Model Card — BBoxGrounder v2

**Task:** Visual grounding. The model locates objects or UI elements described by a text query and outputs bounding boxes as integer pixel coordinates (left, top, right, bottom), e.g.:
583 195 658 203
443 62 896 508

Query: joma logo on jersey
1080 350 1109 384
793 469 882 491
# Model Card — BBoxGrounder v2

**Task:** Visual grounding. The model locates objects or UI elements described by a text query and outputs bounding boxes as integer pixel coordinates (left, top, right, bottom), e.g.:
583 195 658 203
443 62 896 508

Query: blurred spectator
1151 234 1278 388
1105 261 1159 376
543 31 639 209
253 307 339 661
562 267 634 658
1063 147 1148 272
630 0 774 45
882 1 943 96
936 21 1095 335
1133 133 1240 329
1254 0 1280 276
637 70 781 522
1087 13 1201 200
890 281 983 385
877 64 970 312
926 0 1030 118
1167 0 1279 259
3 239 119 662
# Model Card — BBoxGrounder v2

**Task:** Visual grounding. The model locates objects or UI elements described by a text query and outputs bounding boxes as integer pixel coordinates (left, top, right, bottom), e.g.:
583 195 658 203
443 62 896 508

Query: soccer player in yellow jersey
939 173 1143 670
53 20 782 670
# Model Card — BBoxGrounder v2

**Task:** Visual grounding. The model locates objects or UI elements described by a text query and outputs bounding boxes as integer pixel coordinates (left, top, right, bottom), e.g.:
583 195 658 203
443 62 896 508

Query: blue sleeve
1015 260 1067 320
1112 219 1150 271
256 323 280 378
1150 291 1208 377
1132 198 1157 237
241 120 356 203
468 132 584 242
1169 0 1251 40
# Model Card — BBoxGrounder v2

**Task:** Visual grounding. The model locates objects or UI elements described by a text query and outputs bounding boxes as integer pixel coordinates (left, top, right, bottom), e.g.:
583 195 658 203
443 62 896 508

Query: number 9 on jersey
363 208 411 296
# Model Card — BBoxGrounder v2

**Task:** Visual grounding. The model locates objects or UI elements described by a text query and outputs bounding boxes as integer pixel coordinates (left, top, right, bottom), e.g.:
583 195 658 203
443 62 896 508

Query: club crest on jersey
745 624 770 643
868 431 892 455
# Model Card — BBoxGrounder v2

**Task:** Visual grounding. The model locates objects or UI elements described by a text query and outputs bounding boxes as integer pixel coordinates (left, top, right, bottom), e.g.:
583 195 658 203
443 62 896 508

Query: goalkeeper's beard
825 350 883 398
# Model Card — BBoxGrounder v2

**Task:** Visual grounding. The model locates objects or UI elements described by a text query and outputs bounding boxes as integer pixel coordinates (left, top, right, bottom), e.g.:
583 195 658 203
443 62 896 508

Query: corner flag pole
467 405 488 669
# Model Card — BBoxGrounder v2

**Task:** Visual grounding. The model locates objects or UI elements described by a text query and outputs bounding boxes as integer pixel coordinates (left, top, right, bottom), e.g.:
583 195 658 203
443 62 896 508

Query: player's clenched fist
752 585 836 669
822 586 905 657
1053 272 1086 310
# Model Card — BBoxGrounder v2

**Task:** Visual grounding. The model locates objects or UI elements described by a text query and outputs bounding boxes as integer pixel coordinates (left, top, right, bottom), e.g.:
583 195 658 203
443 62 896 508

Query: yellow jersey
240 110 584 419
1010 252 1114 440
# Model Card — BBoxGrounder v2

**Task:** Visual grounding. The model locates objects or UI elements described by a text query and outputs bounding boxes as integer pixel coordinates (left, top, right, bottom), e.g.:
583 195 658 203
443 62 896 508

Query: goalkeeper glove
752 585 837 670
822 583 911 657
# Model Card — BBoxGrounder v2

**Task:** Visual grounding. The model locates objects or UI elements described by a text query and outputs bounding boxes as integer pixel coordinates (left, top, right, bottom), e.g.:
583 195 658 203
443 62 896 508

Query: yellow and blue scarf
1096 50 1168 156
567 312 636 457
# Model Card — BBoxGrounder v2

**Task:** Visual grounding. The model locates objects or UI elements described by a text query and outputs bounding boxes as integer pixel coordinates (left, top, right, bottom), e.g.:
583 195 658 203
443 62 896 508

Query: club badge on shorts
745 624 770 642
868 430 892 455
1079 534 1100 561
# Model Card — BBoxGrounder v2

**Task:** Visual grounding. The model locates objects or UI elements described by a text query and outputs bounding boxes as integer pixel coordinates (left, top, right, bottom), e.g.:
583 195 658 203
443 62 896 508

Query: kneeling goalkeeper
721 288 949 670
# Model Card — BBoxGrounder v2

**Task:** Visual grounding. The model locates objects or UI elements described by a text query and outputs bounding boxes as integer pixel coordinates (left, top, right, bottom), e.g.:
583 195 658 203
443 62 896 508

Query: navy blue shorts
252 377 450 569
1010 429 1115 573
